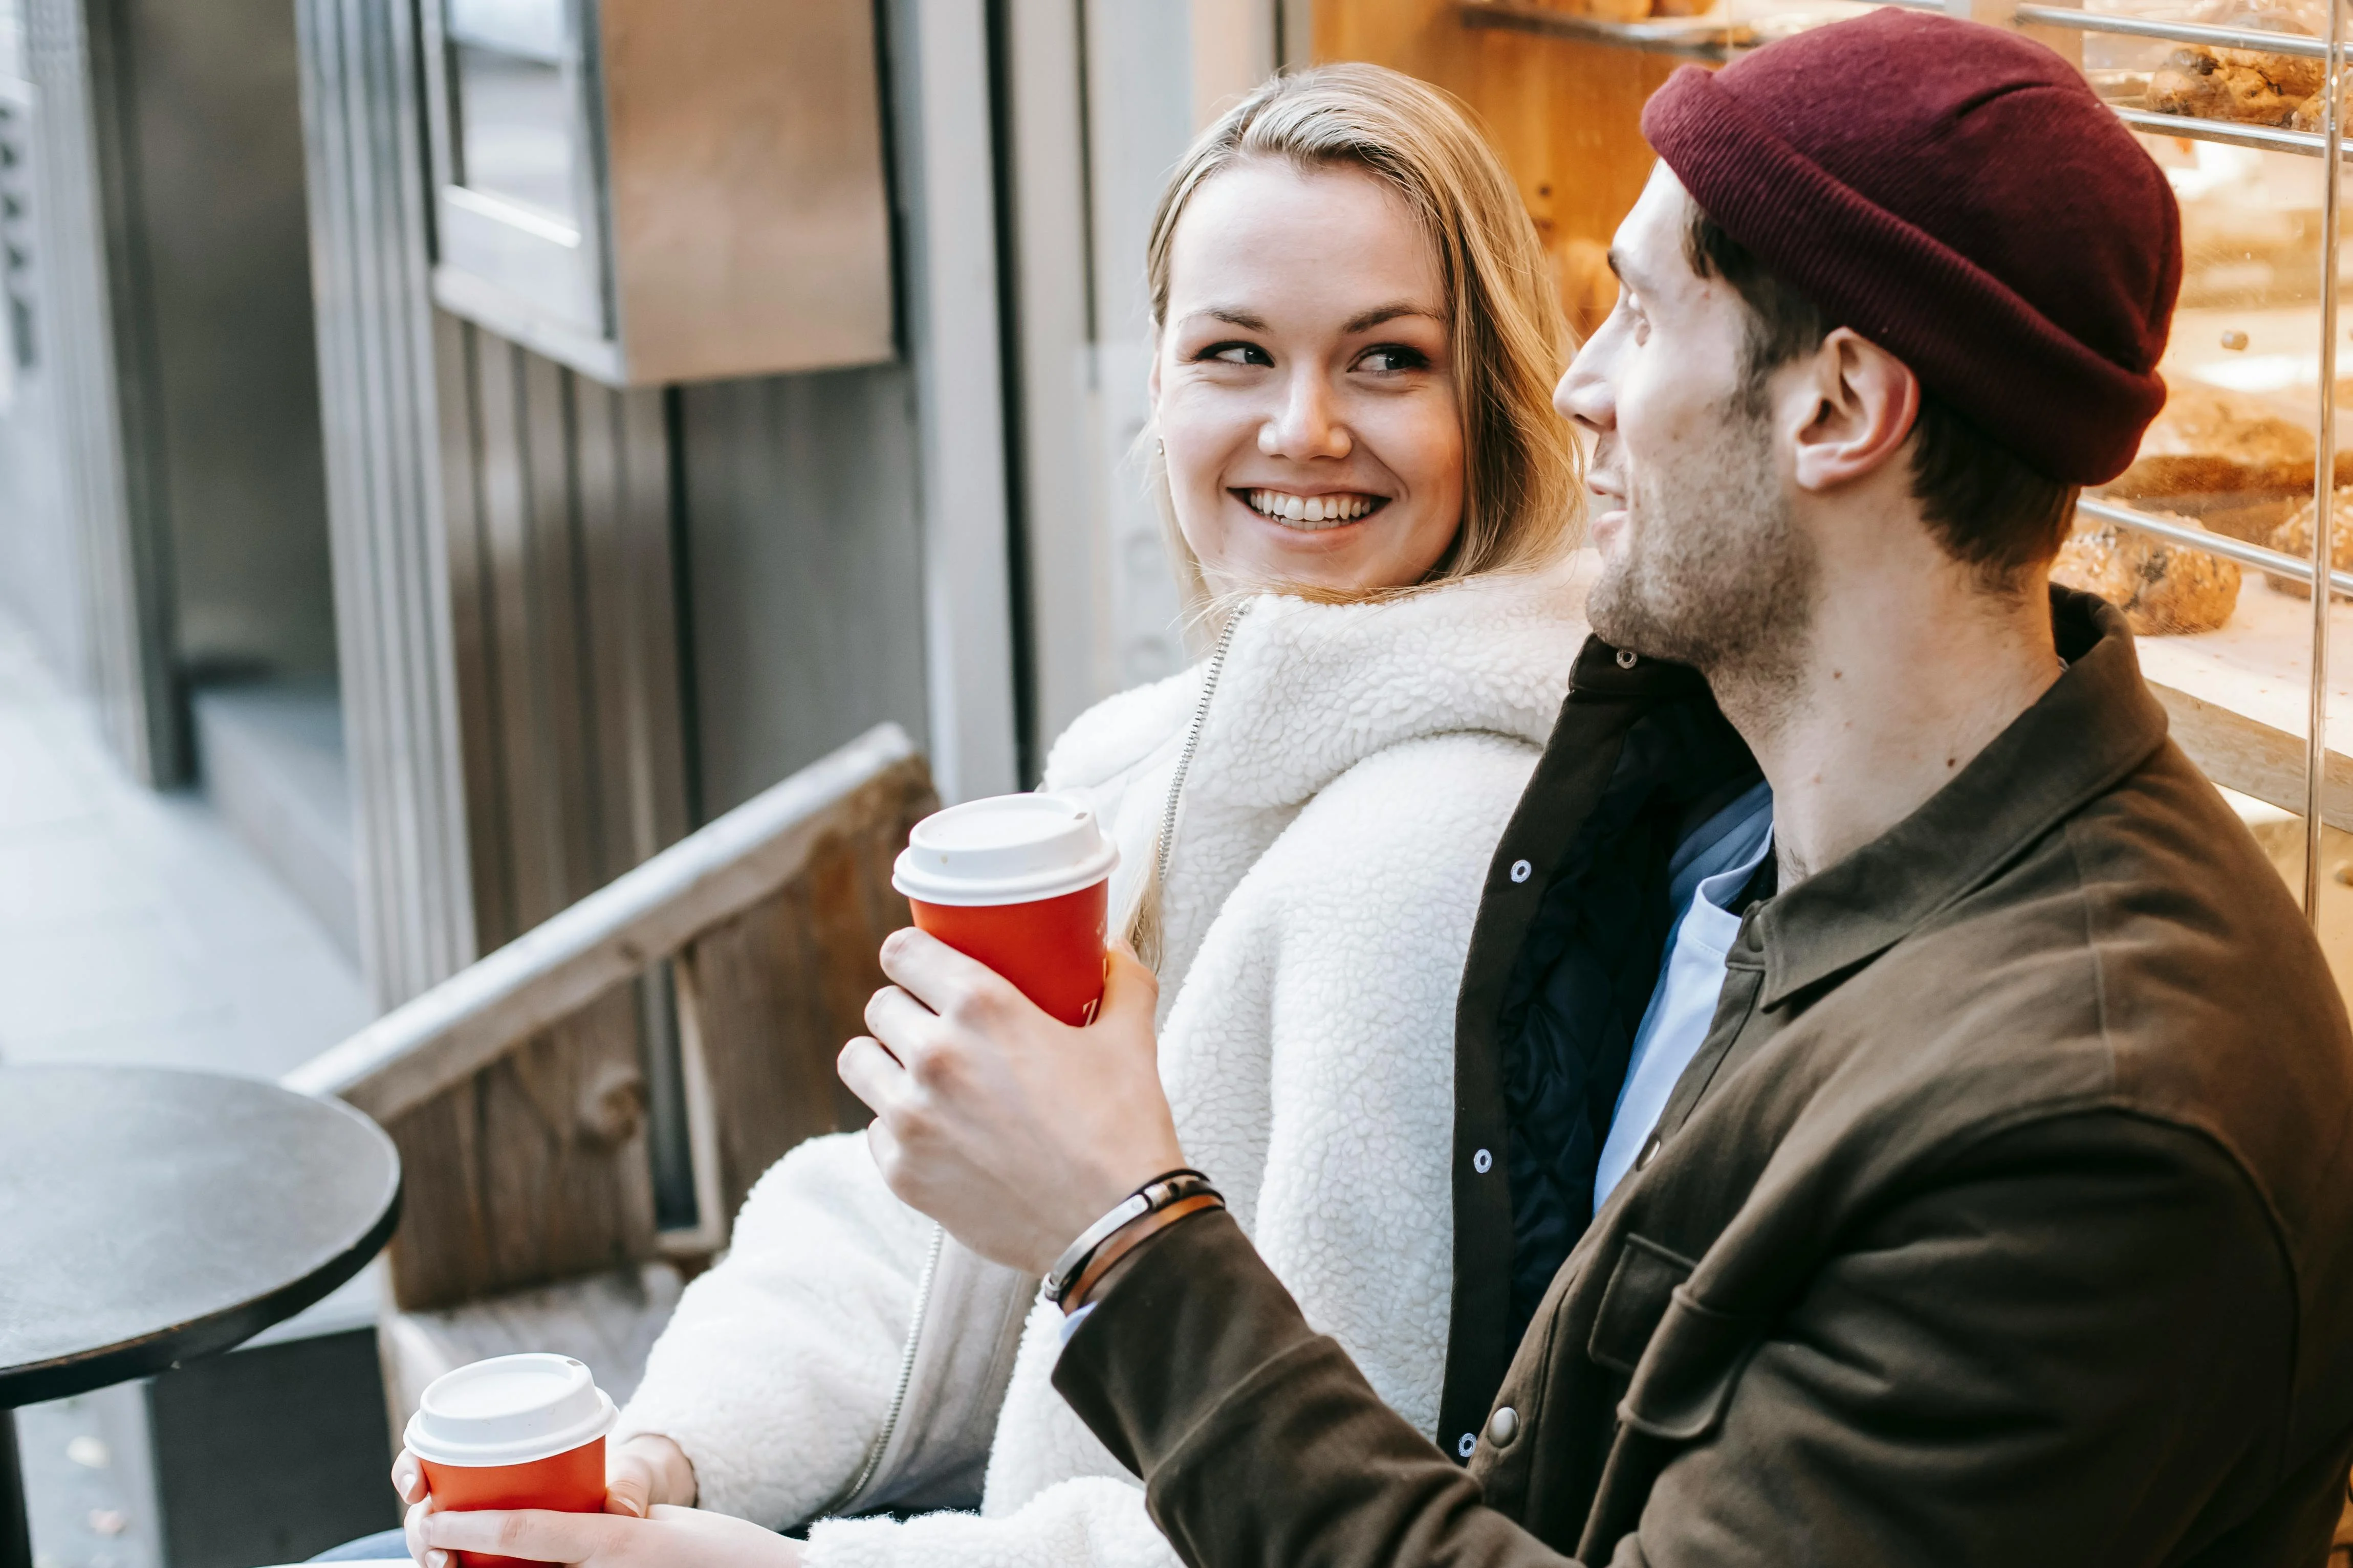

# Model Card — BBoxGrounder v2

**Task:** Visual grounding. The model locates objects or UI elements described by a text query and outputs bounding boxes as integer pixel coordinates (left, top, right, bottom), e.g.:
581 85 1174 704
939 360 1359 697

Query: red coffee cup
405 1353 618 1568
893 793 1120 1025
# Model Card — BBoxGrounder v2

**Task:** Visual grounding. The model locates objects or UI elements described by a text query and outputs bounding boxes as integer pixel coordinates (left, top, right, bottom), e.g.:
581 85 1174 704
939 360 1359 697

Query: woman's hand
389 1432 699 1567
416 1504 801 1568
603 1433 698 1516
838 931 1185 1276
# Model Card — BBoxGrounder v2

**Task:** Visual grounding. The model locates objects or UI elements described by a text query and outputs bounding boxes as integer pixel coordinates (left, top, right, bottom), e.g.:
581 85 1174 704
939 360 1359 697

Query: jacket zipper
820 606 1250 1520
1154 602 1251 890
823 1222 946 1518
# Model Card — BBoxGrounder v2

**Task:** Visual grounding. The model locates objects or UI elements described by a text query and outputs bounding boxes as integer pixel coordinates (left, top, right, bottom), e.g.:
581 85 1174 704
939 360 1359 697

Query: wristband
1062 1191 1222 1312
1043 1169 1217 1304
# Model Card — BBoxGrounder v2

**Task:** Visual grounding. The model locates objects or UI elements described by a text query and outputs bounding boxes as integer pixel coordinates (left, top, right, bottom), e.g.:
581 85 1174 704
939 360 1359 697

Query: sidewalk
1 609 376 1568
0 614 369 1078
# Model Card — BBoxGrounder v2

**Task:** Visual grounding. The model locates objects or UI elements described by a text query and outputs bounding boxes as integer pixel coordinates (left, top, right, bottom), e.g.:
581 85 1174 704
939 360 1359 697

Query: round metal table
0 1065 402 1568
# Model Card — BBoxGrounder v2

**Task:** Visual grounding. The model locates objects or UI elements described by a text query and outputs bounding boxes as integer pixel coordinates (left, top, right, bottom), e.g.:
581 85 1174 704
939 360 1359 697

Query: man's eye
1205 342 1272 366
1358 345 1429 374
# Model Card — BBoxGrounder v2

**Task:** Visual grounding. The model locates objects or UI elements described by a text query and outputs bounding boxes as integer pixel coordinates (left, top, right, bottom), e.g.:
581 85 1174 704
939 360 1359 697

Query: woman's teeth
1245 489 1379 528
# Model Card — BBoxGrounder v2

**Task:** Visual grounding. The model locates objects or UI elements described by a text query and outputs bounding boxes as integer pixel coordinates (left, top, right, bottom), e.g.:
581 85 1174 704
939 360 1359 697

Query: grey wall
122 0 334 680
679 363 929 820
0 24 90 688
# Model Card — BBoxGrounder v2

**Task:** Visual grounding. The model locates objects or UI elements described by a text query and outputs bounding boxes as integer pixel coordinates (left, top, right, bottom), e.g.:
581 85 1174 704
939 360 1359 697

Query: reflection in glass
447 0 565 60
454 43 578 229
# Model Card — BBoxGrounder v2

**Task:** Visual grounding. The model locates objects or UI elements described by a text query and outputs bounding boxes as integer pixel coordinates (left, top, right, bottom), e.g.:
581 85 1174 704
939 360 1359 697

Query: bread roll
2051 515 2242 634
2109 383 2317 500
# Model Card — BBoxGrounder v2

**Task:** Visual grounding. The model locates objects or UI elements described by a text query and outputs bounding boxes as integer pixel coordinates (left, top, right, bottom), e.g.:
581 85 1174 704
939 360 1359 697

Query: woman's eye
1357 345 1430 374
1203 342 1272 367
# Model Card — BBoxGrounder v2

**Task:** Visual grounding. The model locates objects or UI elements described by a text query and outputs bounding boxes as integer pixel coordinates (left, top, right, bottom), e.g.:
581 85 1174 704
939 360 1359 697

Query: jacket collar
1747 586 2169 1007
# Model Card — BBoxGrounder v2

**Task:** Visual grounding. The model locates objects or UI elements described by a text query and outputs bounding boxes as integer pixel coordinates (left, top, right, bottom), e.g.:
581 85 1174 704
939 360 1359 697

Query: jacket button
1634 1132 1663 1171
1616 649 1638 669
1509 858 1532 884
1456 1431 1477 1459
1487 1406 1519 1446
1472 1147 1493 1174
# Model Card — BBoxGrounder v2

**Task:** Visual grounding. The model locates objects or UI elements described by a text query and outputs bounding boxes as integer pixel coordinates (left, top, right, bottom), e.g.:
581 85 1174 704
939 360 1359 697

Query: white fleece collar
1181 556 1591 811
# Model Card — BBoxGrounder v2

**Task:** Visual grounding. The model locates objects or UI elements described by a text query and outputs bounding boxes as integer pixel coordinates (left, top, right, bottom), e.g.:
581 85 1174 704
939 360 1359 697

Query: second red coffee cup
894 793 1120 1025
405 1353 618 1568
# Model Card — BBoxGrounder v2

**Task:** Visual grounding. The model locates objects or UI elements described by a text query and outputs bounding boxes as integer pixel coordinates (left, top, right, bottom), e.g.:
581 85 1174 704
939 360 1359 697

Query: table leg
1 1408 29 1568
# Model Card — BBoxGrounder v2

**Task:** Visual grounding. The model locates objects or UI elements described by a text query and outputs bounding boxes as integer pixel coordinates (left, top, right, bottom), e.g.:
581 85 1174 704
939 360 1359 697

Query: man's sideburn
1584 379 1817 679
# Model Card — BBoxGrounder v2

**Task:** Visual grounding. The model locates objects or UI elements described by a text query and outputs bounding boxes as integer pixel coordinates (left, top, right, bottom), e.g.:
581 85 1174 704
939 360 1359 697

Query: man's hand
416 1504 799 1568
839 930 1186 1275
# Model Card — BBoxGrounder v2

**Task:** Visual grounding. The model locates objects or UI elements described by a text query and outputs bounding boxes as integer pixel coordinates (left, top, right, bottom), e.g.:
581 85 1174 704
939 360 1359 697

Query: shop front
1292 0 2353 1004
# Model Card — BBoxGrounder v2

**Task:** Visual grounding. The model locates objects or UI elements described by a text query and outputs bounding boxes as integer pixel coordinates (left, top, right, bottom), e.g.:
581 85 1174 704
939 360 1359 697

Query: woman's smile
1237 488 1389 529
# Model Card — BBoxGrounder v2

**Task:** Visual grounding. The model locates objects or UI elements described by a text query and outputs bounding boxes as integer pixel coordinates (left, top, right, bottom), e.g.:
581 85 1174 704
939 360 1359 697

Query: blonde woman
393 63 1587 1568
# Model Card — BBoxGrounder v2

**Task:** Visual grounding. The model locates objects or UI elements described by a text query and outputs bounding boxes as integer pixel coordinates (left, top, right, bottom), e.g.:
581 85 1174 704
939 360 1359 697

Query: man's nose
1259 370 1352 460
1556 330 1616 437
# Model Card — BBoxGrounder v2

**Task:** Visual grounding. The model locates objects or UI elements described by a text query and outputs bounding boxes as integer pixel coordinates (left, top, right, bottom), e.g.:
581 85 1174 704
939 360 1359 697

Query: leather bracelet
1062 1191 1223 1312
1042 1169 1217 1304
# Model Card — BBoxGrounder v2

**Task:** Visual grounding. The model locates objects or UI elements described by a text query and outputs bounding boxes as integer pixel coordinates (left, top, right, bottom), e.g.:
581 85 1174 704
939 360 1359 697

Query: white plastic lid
892 793 1119 906
403 1353 617 1468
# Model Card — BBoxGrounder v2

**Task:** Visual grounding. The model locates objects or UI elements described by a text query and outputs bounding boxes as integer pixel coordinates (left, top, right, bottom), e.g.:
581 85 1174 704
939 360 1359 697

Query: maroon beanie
1641 10 2181 485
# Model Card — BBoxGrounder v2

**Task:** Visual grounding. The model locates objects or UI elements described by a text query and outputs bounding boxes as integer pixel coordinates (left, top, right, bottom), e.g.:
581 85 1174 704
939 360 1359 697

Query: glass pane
453 42 579 228
1311 0 2350 990
447 0 567 61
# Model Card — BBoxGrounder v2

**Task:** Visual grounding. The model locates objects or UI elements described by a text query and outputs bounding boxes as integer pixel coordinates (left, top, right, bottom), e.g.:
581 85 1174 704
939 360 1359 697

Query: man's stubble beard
1585 390 1818 700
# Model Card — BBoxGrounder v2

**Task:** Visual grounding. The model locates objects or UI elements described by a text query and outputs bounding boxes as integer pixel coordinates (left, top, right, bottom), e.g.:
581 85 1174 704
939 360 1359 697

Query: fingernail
617 1498 644 1518
427 1552 448 1568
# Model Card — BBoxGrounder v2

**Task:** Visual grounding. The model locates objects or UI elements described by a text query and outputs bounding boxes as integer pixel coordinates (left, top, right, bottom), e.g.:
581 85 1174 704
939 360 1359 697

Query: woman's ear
1147 326 1164 410
1789 327 1919 495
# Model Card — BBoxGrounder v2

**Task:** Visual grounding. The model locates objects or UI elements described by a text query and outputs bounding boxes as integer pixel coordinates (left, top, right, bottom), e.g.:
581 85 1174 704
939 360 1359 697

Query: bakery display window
1310 0 2353 998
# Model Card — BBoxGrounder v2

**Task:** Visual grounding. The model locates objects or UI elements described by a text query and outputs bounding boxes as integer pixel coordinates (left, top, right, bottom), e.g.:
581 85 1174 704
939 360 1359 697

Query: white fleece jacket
616 560 1589 1568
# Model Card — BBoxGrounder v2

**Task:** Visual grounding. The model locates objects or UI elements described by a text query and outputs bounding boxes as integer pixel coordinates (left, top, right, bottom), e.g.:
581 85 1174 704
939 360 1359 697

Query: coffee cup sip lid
403 1353 617 1468
892 792 1119 906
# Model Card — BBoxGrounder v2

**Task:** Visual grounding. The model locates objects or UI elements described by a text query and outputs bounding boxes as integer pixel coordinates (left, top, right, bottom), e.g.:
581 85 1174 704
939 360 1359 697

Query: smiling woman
1142 62 1579 609
495 62 1597 1568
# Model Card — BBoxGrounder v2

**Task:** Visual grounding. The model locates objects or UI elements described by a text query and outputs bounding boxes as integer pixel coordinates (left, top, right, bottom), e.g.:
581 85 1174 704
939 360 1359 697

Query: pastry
2052 514 2242 634
2108 383 2317 500
2264 484 2353 595
2148 43 2323 124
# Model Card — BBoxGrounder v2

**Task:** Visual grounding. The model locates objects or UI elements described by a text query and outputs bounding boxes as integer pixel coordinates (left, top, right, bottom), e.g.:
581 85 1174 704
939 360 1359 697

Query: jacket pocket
1588 1234 1756 1443
1586 1234 1696 1376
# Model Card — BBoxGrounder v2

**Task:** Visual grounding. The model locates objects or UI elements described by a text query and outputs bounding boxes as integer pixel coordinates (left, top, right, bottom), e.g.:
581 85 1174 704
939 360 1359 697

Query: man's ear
1788 327 1920 495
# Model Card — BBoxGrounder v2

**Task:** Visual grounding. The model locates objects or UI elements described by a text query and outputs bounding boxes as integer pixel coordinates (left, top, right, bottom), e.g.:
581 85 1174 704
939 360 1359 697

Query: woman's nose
1259 372 1352 461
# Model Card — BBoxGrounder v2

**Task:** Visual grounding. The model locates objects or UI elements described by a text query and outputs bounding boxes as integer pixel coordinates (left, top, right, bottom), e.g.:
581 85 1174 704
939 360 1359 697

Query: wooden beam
287 723 929 1121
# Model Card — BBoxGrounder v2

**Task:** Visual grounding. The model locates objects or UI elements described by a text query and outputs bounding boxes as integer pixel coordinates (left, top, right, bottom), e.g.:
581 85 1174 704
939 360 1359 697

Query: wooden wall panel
435 317 690 951
382 985 657 1311
682 783 929 1225
1315 0 1682 334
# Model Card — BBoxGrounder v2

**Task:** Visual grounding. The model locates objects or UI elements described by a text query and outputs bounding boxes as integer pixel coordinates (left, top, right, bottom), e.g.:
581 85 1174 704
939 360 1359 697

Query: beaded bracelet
1042 1169 1220 1305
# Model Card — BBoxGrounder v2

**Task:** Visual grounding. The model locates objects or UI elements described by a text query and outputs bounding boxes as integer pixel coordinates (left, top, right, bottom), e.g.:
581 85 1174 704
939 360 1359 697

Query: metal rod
0 1409 28 1568
2111 105 2334 158
2075 497 2353 593
2305 4 2343 922
1457 1 1731 57
2014 5 2328 58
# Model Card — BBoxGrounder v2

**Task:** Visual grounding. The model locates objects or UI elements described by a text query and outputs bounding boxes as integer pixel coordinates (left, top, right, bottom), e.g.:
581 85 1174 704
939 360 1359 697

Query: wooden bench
285 724 933 1426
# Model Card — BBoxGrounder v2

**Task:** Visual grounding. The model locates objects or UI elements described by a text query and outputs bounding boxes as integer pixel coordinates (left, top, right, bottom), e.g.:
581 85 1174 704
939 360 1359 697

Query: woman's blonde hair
1122 66 1580 964
1143 61 1581 624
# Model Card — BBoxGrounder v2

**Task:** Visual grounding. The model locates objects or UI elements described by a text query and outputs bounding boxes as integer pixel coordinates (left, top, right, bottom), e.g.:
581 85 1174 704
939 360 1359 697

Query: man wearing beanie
837 11 2353 1566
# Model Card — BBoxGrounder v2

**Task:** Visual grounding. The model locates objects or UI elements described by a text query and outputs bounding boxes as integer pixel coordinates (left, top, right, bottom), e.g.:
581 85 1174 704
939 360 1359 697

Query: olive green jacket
1054 590 2353 1566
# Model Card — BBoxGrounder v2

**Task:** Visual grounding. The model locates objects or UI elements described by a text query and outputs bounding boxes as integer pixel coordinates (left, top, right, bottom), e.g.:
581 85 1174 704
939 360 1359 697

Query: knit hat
1641 10 2181 485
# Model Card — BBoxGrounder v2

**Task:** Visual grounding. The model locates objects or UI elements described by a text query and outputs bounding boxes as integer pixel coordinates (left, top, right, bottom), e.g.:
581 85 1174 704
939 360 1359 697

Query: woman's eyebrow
1188 306 1273 331
1343 302 1442 334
